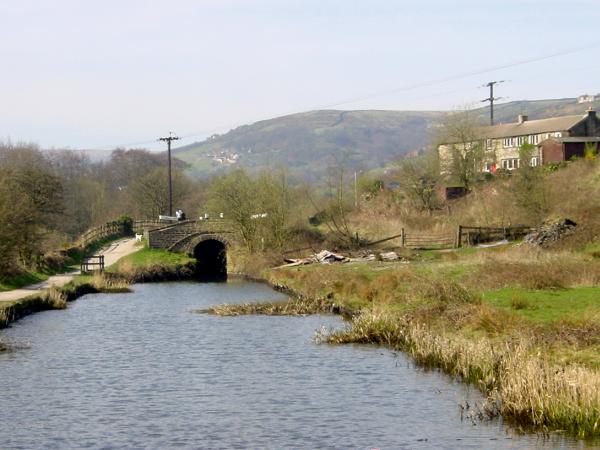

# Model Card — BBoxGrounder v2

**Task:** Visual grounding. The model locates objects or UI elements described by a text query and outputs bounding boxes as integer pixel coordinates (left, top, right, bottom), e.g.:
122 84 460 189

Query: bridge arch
188 234 228 281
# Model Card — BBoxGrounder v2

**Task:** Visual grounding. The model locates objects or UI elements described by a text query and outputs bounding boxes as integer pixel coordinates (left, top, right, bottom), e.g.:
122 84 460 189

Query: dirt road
0 238 140 303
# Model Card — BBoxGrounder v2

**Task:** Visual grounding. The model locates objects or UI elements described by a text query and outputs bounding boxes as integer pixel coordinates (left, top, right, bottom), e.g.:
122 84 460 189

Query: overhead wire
75 42 600 151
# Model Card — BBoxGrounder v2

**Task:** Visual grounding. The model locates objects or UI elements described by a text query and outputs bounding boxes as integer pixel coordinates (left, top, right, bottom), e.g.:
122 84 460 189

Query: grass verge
259 246 600 438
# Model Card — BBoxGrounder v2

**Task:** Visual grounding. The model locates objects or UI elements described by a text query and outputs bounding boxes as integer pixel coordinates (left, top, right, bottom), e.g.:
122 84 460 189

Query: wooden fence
80 255 104 273
456 225 532 247
367 225 531 250
77 219 169 247
77 222 128 247
368 228 455 249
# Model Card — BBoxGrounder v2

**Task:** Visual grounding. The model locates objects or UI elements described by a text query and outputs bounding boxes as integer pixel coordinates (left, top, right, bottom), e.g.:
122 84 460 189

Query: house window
501 158 520 170
531 156 540 167
503 138 512 148
553 132 562 138
485 139 493 150
530 134 539 145
483 162 496 172
517 136 526 146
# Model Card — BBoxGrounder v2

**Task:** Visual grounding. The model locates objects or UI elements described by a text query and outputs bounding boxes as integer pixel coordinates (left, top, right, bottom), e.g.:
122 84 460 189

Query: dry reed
319 311 600 437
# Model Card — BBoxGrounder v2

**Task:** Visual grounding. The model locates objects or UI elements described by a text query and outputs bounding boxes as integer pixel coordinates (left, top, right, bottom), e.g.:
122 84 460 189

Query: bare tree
434 110 485 191
395 150 440 213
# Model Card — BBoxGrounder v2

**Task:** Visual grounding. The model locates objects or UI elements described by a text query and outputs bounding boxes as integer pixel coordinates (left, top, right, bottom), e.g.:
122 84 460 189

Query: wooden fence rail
77 219 167 247
81 255 104 273
367 225 532 250
456 225 532 247
78 222 127 247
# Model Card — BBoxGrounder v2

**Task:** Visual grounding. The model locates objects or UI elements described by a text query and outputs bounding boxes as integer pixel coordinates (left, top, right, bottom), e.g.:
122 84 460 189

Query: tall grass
90 272 131 293
320 311 600 437
201 296 337 316
467 248 600 290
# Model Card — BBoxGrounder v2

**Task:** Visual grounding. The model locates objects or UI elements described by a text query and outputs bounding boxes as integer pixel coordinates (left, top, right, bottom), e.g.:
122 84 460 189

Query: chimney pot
518 114 528 124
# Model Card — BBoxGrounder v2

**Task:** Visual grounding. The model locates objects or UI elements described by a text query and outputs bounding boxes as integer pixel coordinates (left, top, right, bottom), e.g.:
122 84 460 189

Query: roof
477 114 586 139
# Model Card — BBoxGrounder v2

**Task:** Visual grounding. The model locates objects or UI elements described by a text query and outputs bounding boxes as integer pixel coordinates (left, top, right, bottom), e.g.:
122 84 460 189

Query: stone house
438 109 600 174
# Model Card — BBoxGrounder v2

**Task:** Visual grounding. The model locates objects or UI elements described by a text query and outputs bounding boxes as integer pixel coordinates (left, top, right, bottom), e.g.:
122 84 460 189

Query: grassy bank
259 245 600 438
0 247 195 331
106 247 197 282
0 235 128 292
0 272 131 330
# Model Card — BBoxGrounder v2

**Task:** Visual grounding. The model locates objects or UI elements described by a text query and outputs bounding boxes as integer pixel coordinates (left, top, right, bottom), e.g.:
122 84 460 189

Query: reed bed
319 311 600 437
201 296 337 316
90 273 131 293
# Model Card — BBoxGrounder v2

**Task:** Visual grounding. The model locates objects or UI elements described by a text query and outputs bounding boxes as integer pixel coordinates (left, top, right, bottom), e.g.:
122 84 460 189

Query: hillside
175 97 600 180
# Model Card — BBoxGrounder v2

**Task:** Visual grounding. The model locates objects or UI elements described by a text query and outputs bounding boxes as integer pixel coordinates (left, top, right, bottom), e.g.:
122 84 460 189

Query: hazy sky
1 0 599 151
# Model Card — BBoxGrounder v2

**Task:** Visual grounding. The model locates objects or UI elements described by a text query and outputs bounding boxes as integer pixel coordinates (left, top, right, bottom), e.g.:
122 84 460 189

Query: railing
456 225 532 247
132 220 167 233
367 228 455 249
77 219 177 248
77 222 129 247
367 225 531 250
80 255 104 273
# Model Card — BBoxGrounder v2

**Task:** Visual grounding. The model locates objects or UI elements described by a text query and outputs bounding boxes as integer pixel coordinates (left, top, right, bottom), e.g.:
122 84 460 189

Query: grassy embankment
0 235 128 292
210 243 600 437
0 245 194 330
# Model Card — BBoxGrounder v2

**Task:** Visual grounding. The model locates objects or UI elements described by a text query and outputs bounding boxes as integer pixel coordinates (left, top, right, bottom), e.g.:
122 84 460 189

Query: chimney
586 108 597 136
518 114 528 124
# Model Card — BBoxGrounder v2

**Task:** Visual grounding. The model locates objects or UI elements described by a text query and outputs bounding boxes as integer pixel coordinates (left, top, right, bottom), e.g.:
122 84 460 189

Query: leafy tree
0 144 63 269
584 142 598 161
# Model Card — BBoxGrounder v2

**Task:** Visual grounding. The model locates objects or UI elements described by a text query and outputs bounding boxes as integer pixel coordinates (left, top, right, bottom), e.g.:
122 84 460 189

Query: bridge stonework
147 220 235 255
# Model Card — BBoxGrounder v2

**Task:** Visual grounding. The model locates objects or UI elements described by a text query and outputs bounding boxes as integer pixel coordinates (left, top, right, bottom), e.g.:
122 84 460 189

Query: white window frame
485 139 493 150
531 156 540 167
501 158 520 170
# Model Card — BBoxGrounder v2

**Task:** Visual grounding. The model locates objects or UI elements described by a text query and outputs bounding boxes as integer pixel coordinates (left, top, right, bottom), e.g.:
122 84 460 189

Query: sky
1 0 600 152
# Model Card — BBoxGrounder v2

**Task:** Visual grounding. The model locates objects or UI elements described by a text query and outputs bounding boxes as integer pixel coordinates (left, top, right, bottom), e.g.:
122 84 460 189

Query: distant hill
174 97 600 180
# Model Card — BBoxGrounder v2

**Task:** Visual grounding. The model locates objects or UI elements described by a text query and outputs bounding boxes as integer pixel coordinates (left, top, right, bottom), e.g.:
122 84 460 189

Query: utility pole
158 132 180 217
481 80 504 125
354 171 358 209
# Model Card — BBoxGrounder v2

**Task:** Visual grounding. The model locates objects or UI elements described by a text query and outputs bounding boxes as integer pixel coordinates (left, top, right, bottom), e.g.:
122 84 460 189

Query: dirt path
0 238 140 303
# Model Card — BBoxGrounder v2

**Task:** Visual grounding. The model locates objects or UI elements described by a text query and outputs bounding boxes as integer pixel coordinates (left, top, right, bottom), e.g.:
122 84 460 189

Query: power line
71 41 600 151
158 132 180 217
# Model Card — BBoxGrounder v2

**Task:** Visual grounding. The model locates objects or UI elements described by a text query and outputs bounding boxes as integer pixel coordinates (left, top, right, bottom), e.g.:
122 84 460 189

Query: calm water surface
0 281 588 449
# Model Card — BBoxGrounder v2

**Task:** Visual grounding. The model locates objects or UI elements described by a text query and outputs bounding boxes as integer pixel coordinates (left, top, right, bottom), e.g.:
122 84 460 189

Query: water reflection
0 281 589 449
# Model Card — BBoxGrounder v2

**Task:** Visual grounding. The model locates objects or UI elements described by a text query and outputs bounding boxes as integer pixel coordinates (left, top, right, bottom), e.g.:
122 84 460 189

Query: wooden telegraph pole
481 80 504 125
158 132 180 217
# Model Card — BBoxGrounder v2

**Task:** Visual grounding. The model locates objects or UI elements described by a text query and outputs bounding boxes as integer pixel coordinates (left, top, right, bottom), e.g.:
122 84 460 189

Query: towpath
0 238 140 303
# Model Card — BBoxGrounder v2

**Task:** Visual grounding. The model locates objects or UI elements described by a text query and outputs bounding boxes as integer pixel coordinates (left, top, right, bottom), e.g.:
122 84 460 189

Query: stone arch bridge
144 220 235 280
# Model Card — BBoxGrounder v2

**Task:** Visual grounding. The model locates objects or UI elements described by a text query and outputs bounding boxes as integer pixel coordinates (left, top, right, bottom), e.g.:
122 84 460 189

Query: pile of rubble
281 250 407 267
523 218 577 247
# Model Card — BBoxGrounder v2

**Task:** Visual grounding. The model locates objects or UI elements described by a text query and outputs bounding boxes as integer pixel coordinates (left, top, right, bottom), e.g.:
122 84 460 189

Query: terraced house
438 109 600 174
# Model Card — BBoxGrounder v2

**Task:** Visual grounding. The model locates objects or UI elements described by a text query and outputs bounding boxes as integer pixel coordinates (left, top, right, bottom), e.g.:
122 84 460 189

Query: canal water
0 281 585 449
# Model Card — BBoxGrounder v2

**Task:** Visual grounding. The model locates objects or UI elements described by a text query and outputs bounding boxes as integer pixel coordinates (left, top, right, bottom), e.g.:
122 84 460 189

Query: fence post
401 228 405 247
456 225 462 248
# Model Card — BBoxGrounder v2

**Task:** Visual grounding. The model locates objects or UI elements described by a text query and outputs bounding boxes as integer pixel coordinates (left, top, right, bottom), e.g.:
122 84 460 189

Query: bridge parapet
147 219 234 251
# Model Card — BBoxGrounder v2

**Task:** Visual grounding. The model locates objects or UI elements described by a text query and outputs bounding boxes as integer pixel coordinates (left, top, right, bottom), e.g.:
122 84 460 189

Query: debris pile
379 251 401 261
281 249 407 267
523 218 577 247
283 250 348 266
